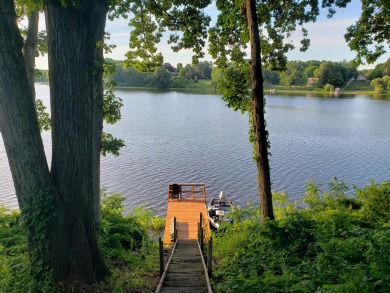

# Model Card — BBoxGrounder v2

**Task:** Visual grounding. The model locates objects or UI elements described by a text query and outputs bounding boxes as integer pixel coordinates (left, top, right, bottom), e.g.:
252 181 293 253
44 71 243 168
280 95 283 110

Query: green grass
342 80 374 94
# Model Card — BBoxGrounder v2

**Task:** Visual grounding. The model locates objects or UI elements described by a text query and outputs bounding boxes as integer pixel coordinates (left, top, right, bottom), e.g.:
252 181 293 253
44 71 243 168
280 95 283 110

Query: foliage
344 0 390 64
0 205 57 292
100 192 148 262
151 66 172 89
356 180 390 224
171 76 189 88
107 59 213 89
214 63 250 113
279 61 307 87
371 76 390 94
99 191 161 291
101 132 125 157
35 99 51 132
102 59 125 156
0 190 165 292
130 205 165 234
212 179 390 292
109 0 212 68
179 64 198 81
315 61 356 88
323 83 334 92
125 6 164 72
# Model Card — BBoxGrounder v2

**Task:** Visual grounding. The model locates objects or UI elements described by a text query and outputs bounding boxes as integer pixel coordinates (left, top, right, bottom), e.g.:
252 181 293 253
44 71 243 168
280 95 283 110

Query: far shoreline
35 81 389 98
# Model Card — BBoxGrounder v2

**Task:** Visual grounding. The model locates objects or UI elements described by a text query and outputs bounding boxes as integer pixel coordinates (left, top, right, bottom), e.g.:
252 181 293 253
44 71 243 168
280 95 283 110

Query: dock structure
163 183 210 244
156 183 212 293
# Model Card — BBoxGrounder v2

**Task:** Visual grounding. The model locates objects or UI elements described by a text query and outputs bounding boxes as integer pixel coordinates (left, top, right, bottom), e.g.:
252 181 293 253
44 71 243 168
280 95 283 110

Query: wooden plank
163 198 210 243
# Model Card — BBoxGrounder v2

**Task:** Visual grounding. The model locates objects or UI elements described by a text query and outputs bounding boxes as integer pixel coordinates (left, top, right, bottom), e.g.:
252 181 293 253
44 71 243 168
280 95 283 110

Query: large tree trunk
0 0 67 280
92 6 107 229
245 0 275 220
45 0 109 282
23 9 39 101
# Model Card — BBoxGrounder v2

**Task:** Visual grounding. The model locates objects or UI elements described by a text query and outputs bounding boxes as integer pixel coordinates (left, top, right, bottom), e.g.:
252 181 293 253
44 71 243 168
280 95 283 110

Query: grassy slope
342 80 374 95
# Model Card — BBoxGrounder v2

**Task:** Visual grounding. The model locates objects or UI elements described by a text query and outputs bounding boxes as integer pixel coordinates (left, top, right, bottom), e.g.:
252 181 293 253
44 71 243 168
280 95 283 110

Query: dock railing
168 183 206 200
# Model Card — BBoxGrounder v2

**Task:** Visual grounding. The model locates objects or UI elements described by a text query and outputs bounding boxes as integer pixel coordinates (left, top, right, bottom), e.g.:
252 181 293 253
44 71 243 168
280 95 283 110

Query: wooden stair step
160 287 208 293
163 279 207 287
165 274 206 282
168 263 204 273
171 256 202 263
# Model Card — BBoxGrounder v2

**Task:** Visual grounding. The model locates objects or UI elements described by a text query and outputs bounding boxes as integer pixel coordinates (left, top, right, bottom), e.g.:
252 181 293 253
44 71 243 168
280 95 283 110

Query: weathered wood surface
163 198 210 244
160 240 211 293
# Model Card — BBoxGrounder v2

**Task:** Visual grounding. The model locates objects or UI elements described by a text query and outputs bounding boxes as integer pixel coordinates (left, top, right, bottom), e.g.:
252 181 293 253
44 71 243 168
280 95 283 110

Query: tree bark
0 0 67 280
23 9 39 101
45 0 109 282
92 4 108 229
1 0 109 283
245 0 275 220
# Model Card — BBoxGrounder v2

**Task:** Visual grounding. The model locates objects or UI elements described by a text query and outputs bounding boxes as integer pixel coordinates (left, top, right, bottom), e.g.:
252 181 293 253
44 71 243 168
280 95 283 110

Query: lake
1 84 390 215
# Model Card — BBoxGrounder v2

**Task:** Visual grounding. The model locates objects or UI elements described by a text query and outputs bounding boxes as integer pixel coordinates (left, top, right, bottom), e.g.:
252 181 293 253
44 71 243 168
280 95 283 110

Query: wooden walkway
156 239 212 293
156 183 212 293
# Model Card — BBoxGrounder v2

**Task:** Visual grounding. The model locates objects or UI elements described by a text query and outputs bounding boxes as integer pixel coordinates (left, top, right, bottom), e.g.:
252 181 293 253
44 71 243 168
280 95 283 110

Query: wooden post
198 222 200 243
159 237 164 276
199 213 204 250
207 237 212 277
173 217 177 241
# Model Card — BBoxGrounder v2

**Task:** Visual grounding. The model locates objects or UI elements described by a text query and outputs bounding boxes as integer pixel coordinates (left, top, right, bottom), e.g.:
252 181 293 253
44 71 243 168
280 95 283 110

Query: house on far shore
307 77 319 86
357 73 367 81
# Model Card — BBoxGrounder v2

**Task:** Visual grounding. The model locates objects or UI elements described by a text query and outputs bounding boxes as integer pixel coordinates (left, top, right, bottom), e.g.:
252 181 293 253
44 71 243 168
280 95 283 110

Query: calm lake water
1 84 390 215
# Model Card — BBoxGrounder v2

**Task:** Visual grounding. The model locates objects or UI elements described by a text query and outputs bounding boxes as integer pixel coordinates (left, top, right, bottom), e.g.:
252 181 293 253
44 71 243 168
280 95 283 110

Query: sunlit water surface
1 84 389 215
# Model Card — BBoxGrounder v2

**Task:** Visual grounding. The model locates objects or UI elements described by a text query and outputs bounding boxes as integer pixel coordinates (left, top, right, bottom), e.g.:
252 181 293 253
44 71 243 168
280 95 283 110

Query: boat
207 191 233 229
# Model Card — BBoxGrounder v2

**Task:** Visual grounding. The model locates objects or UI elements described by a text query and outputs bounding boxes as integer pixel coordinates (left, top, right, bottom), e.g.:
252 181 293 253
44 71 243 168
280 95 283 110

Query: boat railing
168 183 206 200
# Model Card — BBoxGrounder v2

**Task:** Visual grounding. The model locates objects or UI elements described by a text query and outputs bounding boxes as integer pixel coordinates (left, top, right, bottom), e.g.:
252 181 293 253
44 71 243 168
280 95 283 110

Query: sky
34 0 388 70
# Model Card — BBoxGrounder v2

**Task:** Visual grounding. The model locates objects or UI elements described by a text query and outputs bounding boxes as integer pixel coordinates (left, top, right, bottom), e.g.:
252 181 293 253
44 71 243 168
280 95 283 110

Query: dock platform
163 183 210 244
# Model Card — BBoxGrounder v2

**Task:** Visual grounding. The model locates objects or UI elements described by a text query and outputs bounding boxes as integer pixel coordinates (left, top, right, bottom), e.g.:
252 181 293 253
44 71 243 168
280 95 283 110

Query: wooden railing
168 183 206 200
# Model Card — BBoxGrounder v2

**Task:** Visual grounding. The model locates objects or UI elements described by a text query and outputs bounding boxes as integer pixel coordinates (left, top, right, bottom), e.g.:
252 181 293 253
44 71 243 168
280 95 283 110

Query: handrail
197 238 213 293
168 183 206 200
154 239 178 293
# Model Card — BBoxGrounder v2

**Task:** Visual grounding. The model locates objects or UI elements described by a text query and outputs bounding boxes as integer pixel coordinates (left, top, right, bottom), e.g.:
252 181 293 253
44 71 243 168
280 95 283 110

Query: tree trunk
1 0 109 283
245 0 275 220
23 9 39 101
45 0 109 282
0 0 67 280
92 5 107 229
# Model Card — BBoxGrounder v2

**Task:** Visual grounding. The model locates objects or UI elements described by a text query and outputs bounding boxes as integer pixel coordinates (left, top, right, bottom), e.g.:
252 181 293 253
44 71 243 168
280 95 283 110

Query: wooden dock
163 183 210 244
156 183 212 293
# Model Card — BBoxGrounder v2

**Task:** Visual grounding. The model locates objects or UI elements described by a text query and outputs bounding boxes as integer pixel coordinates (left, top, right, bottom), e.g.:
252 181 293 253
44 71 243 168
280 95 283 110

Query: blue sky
35 0 388 70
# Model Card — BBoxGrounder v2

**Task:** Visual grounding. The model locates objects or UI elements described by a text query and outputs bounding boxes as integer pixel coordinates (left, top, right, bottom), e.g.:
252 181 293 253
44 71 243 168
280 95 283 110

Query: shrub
212 179 390 292
356 180 390 224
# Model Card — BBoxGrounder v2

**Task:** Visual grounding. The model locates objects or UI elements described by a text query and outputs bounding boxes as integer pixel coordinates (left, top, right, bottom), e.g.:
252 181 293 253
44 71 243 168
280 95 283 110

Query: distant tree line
362 58 390 80
363 58 390 94
36 57 390 94
106 59 212 89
